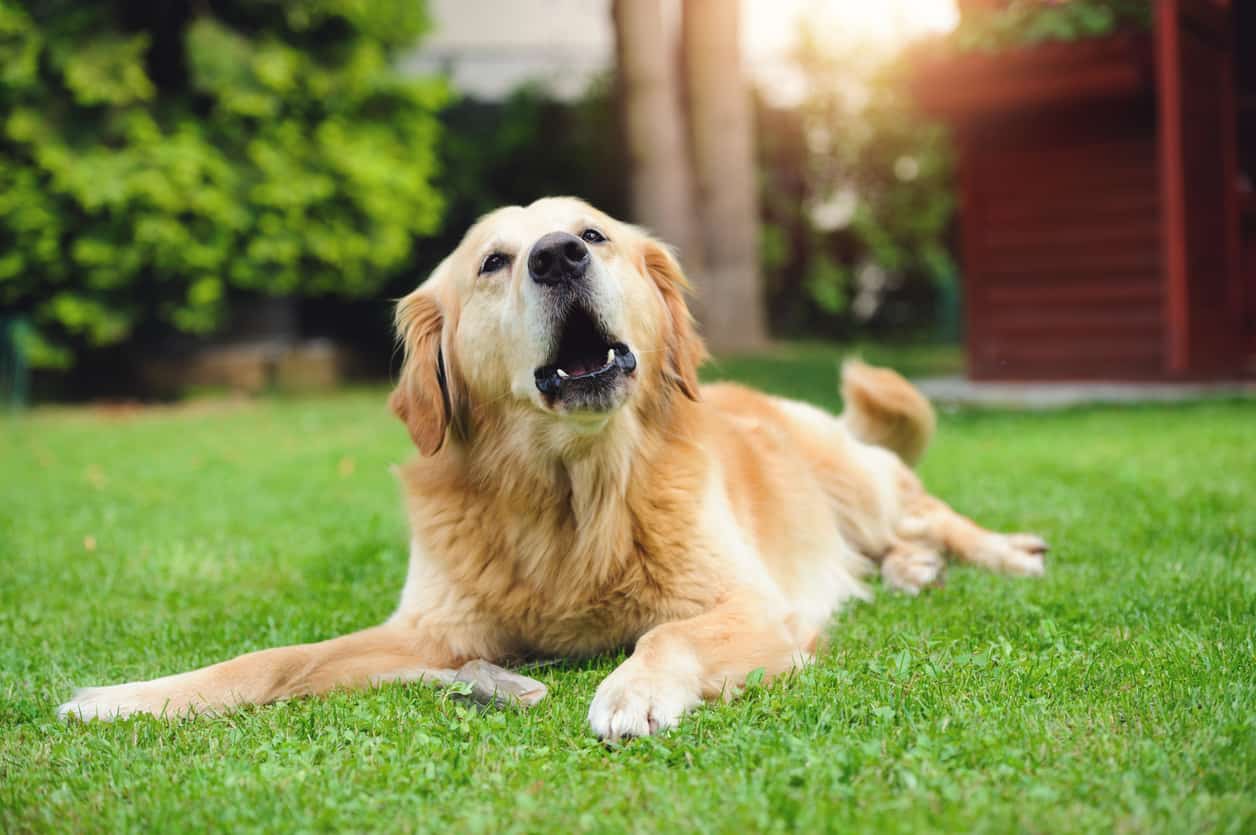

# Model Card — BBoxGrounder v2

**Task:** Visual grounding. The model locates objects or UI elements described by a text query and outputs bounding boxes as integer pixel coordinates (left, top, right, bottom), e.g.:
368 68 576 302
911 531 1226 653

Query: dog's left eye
580 228 607 244
479 253 510 275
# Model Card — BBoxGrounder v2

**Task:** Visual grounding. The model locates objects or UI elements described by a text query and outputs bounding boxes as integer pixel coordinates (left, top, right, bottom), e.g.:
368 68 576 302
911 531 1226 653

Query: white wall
399 0 615 101
400 0 958 103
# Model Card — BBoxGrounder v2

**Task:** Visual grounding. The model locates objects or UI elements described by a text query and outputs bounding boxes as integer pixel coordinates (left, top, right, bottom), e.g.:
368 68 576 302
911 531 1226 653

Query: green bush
758 30 955 340
0 0 446 368
950 0 1153 53
410 79 629 285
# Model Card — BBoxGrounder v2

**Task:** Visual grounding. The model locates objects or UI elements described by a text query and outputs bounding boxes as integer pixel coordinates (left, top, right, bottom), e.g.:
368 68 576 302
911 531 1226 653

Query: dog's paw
58 683 182 722
587 661 700 742
979 533 1049 577
881 547 946 595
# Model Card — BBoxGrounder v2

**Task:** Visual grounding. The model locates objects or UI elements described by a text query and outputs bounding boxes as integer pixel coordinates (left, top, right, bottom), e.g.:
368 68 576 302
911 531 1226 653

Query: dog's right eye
479 253 509 275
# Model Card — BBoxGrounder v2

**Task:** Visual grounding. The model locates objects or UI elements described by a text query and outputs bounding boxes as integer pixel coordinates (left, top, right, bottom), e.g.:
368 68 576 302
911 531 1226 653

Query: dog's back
696 362 935 619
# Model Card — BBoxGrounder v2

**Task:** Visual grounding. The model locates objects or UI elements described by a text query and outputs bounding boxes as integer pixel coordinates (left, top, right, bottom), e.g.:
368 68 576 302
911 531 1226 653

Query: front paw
587 660 701 741
979 533 1049 577
58 683 183 722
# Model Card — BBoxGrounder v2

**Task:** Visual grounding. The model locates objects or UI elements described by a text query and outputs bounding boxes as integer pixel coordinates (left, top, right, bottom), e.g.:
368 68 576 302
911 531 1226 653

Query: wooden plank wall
1156 0 1242 376
961 101 1166 379
1234 1 1256 363
1179 24 1240 373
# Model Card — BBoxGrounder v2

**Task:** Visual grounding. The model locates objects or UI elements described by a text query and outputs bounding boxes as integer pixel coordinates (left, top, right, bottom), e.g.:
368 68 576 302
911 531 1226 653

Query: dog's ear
390 289 453 455
643 239 707 401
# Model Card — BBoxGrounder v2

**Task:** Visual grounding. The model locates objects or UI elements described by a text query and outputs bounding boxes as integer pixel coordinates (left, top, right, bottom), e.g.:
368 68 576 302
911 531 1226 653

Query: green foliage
0 1 446 368
759 31 955 338
950 0 1153 53
440 80 627 222
411 79 629 285
804 253 850 315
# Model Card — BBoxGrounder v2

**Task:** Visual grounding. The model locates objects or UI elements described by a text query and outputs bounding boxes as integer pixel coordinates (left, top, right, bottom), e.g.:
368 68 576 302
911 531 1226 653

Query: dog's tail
840 359 936 467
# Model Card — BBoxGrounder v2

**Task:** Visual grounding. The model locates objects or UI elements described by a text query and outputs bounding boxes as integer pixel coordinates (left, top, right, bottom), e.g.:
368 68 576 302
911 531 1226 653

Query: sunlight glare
744 0 958 106
745 0 959 57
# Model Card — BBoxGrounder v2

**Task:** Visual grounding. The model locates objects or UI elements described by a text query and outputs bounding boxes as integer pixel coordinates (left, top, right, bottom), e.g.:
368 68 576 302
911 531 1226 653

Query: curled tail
840 359 936 467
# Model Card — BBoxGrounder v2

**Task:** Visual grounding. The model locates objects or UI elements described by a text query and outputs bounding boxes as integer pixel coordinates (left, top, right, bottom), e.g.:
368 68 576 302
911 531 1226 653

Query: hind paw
978 533 1048 577
881 547 946 595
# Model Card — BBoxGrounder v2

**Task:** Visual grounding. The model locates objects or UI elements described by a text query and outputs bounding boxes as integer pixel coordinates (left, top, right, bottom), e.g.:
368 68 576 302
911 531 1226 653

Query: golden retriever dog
59 197 1047 739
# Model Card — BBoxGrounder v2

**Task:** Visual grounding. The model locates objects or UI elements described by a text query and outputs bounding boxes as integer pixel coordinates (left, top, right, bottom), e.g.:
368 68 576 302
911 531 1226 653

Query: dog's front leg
59 623 467 721
587 589 813 741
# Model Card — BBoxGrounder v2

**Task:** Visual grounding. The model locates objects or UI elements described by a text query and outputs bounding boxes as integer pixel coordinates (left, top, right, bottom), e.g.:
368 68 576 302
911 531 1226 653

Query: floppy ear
390 289 452 455
643 240 707 401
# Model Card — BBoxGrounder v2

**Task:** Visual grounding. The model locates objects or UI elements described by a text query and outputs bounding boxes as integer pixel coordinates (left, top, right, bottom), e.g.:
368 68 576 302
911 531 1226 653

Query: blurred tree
0 0 446 369
681 0 768 352
611 0 703 278
611 0 766 353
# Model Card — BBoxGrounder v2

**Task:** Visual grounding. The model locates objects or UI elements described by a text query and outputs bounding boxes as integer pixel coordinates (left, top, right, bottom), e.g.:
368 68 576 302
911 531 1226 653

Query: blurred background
0 0 1252 405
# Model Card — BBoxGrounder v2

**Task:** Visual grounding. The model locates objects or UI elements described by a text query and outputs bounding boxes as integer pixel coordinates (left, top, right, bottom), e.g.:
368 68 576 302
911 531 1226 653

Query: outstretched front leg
59 623 466 721
588 589 815 741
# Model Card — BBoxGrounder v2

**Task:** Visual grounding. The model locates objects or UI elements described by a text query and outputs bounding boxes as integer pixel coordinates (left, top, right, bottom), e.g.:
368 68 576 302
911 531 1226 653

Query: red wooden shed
914 0 1255 380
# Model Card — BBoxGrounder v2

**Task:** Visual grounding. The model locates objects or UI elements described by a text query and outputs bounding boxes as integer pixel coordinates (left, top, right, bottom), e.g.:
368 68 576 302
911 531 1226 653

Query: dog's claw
1008 533 1049 556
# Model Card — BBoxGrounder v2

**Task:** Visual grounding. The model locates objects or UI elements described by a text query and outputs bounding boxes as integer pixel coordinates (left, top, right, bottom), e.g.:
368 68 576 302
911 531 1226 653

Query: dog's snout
528 232 589 286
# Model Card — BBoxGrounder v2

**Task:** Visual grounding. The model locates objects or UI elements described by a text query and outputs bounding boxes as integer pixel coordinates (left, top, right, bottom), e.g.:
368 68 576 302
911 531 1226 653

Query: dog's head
390 197 706 455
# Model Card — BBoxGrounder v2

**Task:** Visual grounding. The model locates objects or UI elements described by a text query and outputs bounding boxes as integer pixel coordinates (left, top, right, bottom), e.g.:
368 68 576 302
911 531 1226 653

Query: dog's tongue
559 348 615 378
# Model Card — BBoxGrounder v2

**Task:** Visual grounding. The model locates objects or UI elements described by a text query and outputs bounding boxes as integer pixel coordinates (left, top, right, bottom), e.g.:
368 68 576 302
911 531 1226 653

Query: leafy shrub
416 78 629 280
0 0 446 368
758 31 956 340
950 0 1153 53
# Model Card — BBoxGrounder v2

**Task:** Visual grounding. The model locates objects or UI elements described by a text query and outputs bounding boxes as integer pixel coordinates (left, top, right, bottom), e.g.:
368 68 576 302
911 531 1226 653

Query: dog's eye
580 228 607 244
479 252 509 275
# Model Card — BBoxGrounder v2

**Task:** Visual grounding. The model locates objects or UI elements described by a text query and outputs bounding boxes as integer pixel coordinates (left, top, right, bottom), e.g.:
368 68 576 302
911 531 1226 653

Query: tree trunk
611 0 704 276
681 0 768 352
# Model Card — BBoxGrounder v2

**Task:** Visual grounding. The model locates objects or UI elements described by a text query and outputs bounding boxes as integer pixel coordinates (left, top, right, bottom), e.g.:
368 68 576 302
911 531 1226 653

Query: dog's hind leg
58 624 465 721
880 538 947 594
896 474 1048 578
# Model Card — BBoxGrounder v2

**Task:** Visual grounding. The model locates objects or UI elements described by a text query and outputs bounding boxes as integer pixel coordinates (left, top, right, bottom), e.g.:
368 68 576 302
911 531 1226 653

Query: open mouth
534 305 637 403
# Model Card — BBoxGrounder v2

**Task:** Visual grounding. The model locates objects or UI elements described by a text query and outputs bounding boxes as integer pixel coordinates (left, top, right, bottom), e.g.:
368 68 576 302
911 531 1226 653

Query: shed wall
961 101 1166 379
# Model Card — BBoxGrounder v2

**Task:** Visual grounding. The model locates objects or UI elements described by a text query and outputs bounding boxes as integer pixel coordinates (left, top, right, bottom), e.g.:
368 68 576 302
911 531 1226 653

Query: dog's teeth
556 369 569 379
606 349 615 365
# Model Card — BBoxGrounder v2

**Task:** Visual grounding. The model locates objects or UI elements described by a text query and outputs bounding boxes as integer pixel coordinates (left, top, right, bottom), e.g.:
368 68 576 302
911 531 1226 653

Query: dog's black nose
528 232 589 286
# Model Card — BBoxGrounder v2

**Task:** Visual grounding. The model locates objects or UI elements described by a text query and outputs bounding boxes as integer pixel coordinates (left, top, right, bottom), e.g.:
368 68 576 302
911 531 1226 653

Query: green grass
2 345 1254 834
704 341 964 407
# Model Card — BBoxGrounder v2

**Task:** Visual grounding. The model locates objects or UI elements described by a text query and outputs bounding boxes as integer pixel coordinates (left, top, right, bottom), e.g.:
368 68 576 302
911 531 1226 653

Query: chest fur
399 459 718 657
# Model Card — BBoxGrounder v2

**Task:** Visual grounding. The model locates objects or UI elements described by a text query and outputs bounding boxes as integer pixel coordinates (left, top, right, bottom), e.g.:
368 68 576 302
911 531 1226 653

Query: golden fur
59 198 1047 738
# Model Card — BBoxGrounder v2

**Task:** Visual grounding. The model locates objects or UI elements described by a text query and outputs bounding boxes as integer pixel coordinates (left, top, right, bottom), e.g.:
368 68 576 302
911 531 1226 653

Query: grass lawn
2 343 1253 833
